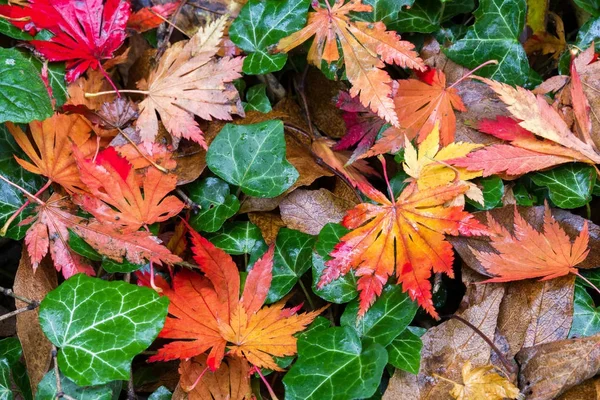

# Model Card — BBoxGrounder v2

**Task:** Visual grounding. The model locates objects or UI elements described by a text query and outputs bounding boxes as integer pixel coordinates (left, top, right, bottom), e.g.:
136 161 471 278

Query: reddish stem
185 364 210 392
251 366 279 400
575 271 600 296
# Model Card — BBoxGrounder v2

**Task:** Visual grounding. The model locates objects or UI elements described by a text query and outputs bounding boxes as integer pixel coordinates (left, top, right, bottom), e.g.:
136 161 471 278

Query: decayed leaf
276 0 424 126
128 2 179 33
471 203 589 282
524 13 566 60
179 355 252 400
73 147 184 233
147 227 323 371
442 361 521 400
319 175 487 318
7 114 96 193
279 188 354 235
248 212 286 245
516 334 600 399
14 248 57 392
556 376 600 400
136 16 244 148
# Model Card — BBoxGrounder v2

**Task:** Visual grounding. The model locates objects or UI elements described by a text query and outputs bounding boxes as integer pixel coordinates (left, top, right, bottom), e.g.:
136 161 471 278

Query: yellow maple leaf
440 361 522 400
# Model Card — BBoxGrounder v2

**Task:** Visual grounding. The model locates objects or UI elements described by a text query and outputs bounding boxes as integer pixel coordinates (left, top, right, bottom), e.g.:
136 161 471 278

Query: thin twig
176 189 199 210
148 8 189 37
85 89 149 98
174 260 198 270
127 372 136 400
52 346 76 400
115 126 169 173
297 280 316 311
155 0 189 61
0 285 36 305
0 304 38 323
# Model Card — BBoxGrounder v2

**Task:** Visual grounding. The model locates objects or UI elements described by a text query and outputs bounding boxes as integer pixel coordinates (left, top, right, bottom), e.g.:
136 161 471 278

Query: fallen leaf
14 248 57 393
556 376 600 400
312 137 377 187
279 188 354 235
179 355 252 400
276 0 424 126
136 16 244 148
443 361 521 400
305 68 347 139
128 2 179 33
516 334 600 399
524 13 566 60
248 212 286 245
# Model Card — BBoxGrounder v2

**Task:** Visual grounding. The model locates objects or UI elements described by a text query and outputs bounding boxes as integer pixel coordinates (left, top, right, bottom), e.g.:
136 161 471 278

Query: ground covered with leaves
1 0 600 399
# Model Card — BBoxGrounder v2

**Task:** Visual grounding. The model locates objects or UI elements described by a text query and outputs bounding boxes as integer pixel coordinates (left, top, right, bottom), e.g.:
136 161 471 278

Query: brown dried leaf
239 195 283 214
305 67 347 138
248 212 285 245
14 248 57 393
516 334 600 399
279 188 354 235
556 376 600 400
179 355 252 400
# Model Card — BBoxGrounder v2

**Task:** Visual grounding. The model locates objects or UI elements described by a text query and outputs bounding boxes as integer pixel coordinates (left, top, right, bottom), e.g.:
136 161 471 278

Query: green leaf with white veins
0 48 53 123
208 221 266 255
229 0 311 74
531 164 596 209
386 327 425 374
188 177 240 233
283 327 387 400
351 0 415 26
38 275 169 386
207 120 298 198
262 228 316 303
445 0 533 86
244 84 272 113
392 0 474 33
340 285 418 348
569 279 600 338
35 370 122 400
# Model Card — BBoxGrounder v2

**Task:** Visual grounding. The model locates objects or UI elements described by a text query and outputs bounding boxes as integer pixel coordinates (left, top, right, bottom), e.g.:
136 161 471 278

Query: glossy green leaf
263 228 316 303
101 258 144 274
0 338 31 400
244 84 272 113
283 327 387 400
392 0 474 33
513 182 537 206
0 359 11 400
148 386 172 400
0 1 33 40
386 327 425 374
208 221 266 255
569 279 600 338
467 176 504 210
574 0 600 16
229 0 311 74
531 164 596 209
312 223 358 304
207 120 298 198
341 285 418 347
445 0 533 86
0 124 44 240
351 0 415 26
0 48 53 123
24 56 67 108
577 17 600 52
35 370 122 400
39 275 169 386
188 177 240 233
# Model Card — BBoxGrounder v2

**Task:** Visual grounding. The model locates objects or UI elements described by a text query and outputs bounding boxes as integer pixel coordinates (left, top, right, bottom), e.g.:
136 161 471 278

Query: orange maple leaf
472 203 589 282
7 114 96 194
276 0 424 126
147 227 324 371
73 147 184 233
23 193 180 278
318 166 487 318
179 355 252 400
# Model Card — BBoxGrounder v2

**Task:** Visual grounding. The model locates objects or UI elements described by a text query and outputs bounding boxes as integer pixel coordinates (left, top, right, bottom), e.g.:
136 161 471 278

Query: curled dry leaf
279 188 354 235
442 361 521 400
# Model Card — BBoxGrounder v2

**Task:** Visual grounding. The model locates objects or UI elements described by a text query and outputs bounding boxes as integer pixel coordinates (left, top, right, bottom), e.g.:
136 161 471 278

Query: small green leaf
244 84 272 113
35 370 122 400
229 0 311 74
467 176 504 210
445 0 534 87
263 228 316 303
574 0 600 16
392 0 474 33
0 48 53 123
188 177 240 233
513 182 537 206
207 120 298 198
39 275 169 386
312 223 358 304
577 17 600 52
101 258 144 274
283 327 387 400
148 386 172 400
341 285 418 348
0 338 31 400
208 221 266 255
386 327 424 374
569 279 600 338
531 164 596 209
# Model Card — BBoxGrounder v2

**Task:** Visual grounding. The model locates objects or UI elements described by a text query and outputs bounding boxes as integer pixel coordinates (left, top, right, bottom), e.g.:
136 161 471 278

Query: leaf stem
0 173 45 205
115 126 169 173
575 271 600 296
85 89 149 98
185 364 210 392
0 303 38 323
251 366 279 400
0 179 52 236
298 279 316 311
586 202 592 220
148 8 189 37
449 60 500 89
0 285 36 305
52 346 76 400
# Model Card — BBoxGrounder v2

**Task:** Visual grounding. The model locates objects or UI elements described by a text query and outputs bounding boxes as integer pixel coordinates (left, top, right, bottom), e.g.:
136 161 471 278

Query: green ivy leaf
283 327 387 400
531 164 596 209
445 0 534 86
261 228 316 303
467 176 504 211
148 386 172 400
0 49 53 123
341 285 418 348
39 275 169 386
24 56 67 108
229 0 311 74
312 223 358 304
574 0 600 16
576 17 600 53
244 84 272 113
351 0 415 26
0 359 12 400
386 327 425 374
208 221 266 255
0 338 31 400
207 120 298 198
569 279 600 338
188 177 240 233
35 370 122 400
0 124 44 240
513 182 537 206
392 0 474 33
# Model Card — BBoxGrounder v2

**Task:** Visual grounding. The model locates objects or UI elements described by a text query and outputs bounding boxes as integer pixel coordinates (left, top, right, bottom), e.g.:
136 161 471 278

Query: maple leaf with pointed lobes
128 2 179 33
73 147 184 233
276 0 424 127
179 355 252 400
136 16 244 149
472 203 589 283
146 227 324 371
7 114 96 194
2 0 130 84
444 361 522 400
318 167 488 318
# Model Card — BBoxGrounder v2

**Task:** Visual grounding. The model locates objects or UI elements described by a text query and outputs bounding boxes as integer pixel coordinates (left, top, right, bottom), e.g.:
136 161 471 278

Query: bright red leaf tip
94 147 132 181
5 0 130 84
477 116 534 141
